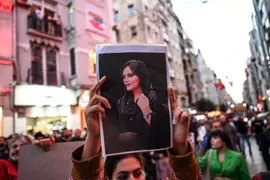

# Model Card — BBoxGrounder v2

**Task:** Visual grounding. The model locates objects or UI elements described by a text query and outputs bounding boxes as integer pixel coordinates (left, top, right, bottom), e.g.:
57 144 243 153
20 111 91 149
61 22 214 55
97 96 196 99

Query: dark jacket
116 90 170 151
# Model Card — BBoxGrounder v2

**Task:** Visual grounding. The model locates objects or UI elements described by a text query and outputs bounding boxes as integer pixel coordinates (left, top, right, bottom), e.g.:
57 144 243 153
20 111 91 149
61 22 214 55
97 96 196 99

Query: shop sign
0 0 13 12
14 85 77 106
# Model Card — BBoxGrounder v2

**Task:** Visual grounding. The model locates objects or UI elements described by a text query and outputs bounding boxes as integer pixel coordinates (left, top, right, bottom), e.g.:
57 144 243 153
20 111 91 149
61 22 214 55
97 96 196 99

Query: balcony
27 15 63 42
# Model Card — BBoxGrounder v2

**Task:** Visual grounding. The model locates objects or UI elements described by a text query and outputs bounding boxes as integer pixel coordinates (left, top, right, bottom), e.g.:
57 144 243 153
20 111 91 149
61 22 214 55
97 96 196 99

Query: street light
230 104 235 108
243 103 247 107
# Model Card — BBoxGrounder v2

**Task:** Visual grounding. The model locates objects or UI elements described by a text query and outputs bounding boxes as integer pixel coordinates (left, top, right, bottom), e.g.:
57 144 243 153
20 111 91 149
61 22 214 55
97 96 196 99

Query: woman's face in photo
123 66 140 91
112 156 145 180
211 136 224 149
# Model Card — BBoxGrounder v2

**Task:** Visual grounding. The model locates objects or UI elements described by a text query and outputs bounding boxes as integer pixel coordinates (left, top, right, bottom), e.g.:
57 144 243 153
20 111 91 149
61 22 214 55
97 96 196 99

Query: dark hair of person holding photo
70 76 202 180
117 60 158 151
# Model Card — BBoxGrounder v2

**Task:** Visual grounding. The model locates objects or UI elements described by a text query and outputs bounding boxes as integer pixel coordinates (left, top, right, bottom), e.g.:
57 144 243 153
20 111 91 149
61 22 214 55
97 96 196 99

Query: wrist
173 140 189 155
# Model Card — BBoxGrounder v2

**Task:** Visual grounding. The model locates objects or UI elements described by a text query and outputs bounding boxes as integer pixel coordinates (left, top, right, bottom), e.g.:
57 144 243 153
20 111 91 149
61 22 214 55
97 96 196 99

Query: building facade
181 38 203 106
196 51 220 105
112 0 189 108
0 0 114 136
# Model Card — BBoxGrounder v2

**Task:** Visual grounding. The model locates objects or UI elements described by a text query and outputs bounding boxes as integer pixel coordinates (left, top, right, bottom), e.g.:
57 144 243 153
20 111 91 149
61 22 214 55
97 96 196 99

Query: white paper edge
95 44 173 157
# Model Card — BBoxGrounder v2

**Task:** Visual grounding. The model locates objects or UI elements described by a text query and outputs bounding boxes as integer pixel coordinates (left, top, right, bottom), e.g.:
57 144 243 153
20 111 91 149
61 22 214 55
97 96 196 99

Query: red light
0 89 12 93
0 0 13 12
0 59 13 65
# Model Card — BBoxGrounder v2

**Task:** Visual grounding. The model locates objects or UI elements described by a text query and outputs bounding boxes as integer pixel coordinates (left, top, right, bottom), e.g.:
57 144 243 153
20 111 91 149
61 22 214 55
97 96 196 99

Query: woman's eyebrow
117 168 142 175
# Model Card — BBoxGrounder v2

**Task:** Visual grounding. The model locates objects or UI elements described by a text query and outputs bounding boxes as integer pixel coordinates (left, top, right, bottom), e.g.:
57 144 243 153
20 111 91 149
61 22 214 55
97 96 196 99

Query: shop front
13 85 78 135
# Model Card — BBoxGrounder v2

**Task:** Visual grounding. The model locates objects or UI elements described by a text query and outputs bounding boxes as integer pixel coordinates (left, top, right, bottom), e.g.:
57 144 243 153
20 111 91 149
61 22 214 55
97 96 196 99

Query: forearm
81 134 101 161
172 141 189 155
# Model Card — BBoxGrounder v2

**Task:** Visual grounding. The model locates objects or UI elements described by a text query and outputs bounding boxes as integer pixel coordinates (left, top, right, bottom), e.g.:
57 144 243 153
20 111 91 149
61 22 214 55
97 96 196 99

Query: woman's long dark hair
122 60 152 97
209 130 234 150
104 153 145 179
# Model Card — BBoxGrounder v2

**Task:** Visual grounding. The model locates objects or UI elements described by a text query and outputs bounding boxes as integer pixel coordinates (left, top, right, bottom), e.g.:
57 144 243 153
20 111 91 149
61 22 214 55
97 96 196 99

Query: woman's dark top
117 91 157 151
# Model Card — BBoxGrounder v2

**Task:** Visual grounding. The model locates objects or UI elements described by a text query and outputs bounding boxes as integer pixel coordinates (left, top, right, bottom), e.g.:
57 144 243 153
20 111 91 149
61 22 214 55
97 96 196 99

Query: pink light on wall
0 0 13 12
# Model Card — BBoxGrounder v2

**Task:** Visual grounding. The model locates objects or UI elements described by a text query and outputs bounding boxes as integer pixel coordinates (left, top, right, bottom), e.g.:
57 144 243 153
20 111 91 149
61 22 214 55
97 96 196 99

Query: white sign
14 85 77 106
18 141 84 180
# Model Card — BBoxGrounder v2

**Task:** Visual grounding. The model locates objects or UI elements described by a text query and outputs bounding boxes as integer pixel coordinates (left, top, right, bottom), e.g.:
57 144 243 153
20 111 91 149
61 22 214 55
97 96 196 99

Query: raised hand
168 87 190 155
81 76 111 160
84 76 111 136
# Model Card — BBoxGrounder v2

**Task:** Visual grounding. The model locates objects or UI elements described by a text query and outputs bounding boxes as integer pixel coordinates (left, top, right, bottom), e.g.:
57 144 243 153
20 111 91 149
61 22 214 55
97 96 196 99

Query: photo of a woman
96 45 171 156
117 60 157 151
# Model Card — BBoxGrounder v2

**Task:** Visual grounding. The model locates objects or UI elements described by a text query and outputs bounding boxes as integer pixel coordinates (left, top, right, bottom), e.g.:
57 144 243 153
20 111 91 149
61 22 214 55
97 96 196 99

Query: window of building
145 5 148 11
113 26 121 42
70 48 76 76
114 10 120 22
131 26 137 37
31 44 43 85
46 48 57 86
89 50 96 74
68 3 74 27
128 4 136 16
147 26 151 34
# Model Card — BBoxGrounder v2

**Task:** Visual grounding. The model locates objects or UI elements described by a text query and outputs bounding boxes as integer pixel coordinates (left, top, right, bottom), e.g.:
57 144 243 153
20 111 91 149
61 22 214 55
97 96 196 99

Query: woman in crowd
197 130 250 180
70 76 202 180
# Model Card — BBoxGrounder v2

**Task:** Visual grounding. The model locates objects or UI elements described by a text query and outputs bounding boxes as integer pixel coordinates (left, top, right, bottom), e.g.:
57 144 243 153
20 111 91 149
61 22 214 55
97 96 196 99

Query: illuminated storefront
13 85 77 135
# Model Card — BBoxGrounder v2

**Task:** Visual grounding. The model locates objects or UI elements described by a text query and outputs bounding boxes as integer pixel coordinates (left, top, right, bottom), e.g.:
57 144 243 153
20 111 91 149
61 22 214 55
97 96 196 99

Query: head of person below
197 130 251 180
0 134 54 180
70 76 202 180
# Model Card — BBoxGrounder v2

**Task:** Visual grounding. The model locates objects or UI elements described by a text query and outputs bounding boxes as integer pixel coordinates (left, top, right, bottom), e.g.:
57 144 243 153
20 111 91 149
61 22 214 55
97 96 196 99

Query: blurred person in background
0 135 55 180
52 130 62 142
200 120 224 156
237 116 252 157
197 119 207 149
72 129 83 141
34 132 46 141
60 128 72 142
0 137 9 160
252 114 266 149
220 114 238 150
260 114 270 171
197 130 250 180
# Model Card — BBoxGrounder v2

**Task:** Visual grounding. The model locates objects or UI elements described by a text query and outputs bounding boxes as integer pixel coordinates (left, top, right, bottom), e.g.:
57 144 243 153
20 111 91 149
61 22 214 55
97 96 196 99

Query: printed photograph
96 45 172 156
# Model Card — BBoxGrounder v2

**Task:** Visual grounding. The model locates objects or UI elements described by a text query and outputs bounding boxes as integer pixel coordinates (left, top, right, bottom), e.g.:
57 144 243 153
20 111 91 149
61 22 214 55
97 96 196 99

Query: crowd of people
0 108 270 180
0 112 270 179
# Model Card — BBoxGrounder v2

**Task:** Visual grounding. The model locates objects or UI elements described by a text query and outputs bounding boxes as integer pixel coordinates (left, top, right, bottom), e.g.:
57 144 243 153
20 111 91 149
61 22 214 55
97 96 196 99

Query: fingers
89 76 106 99
85 104 106 117
89 94 111 109
173 108 182 124
173 108 190 125
180 111 190 125
168 87 177 110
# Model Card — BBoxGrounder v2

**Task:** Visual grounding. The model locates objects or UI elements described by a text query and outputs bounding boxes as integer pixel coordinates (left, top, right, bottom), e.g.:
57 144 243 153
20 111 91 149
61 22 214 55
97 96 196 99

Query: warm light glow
0 0 13 12
243 103 247 107
89 50 96 73
230 104 235 108
244 117 248 122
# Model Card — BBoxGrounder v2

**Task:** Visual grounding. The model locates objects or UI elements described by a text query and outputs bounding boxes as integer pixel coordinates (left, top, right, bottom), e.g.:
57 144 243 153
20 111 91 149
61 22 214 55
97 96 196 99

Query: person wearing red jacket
0 135 54 180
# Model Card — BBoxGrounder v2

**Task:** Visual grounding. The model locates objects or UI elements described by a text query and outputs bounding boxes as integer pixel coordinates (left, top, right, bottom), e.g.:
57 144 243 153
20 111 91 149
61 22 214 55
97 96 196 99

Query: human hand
35 136 55 152
136 94 151 115
168 87 190 155
84 76 111 137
